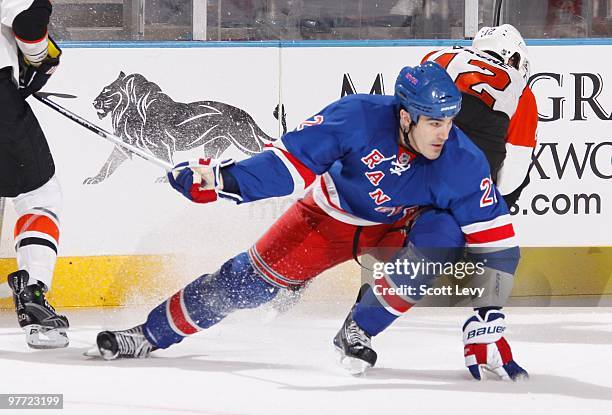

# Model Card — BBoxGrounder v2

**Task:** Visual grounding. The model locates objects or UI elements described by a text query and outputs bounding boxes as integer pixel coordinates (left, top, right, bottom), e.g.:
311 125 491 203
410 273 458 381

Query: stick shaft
34 93 173 171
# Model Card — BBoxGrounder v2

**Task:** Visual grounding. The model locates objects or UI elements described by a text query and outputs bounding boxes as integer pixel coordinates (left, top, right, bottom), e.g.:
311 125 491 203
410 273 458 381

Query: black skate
97 325 157 360
8 270 69 349
333 308 377 375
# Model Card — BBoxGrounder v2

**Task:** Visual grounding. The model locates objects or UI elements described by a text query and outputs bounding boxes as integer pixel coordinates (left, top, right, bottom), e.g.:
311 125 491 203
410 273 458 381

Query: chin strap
399 125 419 156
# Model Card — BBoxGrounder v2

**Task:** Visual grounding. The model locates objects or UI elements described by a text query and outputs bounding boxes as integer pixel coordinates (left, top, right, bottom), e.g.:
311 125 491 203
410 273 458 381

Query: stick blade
35 92 78 100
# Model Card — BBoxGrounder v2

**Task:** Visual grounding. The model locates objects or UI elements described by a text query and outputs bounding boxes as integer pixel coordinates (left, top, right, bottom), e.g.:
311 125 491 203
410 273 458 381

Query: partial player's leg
0 76 68 349
9 176 68 349
97 252 279 359
336 209 527 379
461 248 528 380
96 193 373 359
335 209 465 373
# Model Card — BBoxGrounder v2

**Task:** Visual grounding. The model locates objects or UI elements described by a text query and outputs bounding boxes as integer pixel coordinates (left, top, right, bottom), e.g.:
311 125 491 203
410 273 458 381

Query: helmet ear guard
394 61 462 124
472 24 530 80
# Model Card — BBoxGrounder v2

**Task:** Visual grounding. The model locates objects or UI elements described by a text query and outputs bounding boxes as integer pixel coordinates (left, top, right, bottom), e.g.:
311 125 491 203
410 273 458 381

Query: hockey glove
168 158 241 204
462 310 528 381
19 36 61 99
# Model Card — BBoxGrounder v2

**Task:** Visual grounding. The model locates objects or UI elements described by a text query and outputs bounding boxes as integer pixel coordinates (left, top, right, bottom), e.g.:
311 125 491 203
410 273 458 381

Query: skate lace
41 297 56 313
116 327 154 358
346 320 370 347
36 290 69 320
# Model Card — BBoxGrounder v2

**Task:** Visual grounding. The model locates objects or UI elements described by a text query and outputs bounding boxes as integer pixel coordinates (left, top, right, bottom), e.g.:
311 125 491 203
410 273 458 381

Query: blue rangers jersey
224 94 516 249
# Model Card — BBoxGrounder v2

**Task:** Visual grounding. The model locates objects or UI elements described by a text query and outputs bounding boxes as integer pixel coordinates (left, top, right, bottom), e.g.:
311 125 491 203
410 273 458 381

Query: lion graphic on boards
87 72 286 184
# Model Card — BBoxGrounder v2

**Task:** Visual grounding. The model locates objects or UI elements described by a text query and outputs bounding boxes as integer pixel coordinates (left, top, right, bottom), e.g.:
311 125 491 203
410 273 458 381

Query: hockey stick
33 92 173 171
493 0 503 25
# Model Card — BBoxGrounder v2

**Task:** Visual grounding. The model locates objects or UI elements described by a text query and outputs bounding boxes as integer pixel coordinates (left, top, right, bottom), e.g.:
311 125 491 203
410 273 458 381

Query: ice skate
333 308 377 375
96 325 157 360
8 270 69 349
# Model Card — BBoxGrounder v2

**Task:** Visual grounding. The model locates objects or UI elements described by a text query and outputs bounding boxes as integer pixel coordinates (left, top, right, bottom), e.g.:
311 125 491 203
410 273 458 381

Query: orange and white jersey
423 46 538 198
497 85 538 195
423 46 526 119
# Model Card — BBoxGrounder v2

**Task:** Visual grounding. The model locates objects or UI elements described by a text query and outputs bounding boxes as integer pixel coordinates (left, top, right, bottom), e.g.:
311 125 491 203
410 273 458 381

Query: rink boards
0 40 610 307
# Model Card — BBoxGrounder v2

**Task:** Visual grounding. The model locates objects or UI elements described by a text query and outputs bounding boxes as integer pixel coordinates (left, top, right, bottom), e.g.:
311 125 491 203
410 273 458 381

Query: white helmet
473 24 530 80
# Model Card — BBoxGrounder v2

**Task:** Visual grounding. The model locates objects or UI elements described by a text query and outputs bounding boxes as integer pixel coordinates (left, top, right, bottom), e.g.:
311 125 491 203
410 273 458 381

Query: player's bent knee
409 209 464 247
13 175 62 217
408 209 464 263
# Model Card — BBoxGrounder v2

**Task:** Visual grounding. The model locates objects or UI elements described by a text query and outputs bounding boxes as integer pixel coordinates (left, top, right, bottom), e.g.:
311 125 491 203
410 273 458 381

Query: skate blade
83 346 102 358
98 347 119 361
335 348 371 376
83 345 119 361
24 325 69 349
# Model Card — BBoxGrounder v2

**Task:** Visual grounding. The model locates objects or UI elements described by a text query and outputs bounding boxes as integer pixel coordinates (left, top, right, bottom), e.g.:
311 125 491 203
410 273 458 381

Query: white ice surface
1 304 612 415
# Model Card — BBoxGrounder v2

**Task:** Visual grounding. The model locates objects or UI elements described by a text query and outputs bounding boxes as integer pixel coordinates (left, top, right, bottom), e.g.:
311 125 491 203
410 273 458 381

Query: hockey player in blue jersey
334 25 532 381
95 62 523 381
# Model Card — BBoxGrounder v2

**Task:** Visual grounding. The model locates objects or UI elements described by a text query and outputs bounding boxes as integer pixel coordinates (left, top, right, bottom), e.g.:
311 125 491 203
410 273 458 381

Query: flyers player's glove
168 158 241 204
462 310 528 381
19 36 61 99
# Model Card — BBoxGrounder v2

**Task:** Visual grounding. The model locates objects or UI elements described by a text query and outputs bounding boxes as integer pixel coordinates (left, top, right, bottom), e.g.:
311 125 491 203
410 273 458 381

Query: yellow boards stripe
0 255 181 309
513 247 612 297
0 247 610 308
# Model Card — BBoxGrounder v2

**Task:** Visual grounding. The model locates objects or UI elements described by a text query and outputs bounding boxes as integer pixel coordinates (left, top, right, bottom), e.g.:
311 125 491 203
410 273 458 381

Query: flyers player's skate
8 270 69 349
97 325 157 360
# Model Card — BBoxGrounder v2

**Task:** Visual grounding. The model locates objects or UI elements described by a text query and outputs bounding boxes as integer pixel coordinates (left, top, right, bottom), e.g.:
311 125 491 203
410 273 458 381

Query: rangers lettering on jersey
361 149 394 169
369 188 392 205
375 205 406 217
365 171 385 186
